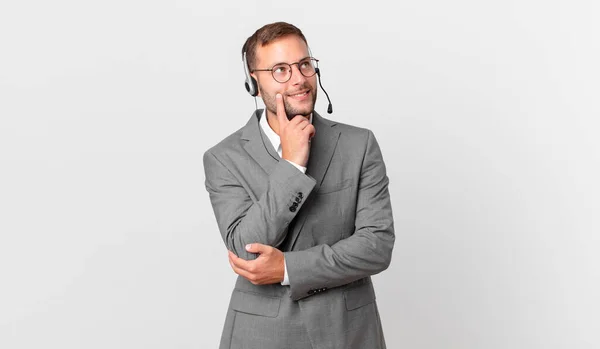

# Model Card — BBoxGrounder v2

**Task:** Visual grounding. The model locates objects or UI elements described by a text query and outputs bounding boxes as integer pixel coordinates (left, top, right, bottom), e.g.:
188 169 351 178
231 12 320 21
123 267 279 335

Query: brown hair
242 22 308 70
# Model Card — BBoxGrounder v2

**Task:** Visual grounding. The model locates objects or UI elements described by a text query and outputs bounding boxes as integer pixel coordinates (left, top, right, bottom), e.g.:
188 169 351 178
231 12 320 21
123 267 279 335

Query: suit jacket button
308 290 314 295
289 206 296 212
298 192 303 198
295 197 301 203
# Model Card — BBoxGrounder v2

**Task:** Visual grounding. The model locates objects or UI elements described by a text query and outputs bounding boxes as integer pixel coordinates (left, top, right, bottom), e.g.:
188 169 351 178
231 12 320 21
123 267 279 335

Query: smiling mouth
288 90 309 98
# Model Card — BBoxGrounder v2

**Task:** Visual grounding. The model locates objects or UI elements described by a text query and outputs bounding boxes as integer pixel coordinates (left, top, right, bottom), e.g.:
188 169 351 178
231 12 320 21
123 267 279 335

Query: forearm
225 162 313 258
284 221 394 300
204 152 316 260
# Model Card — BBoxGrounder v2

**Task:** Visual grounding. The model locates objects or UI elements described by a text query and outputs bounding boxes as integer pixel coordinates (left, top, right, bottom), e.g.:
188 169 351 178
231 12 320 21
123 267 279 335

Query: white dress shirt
259 110 312 286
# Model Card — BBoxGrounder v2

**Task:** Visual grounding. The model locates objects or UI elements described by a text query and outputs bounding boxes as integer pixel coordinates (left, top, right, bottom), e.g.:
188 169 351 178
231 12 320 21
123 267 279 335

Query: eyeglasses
251 57 319 83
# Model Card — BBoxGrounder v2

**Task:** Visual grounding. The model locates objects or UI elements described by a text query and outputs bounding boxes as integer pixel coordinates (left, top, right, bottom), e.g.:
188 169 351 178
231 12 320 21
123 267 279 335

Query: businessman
203 22 395 349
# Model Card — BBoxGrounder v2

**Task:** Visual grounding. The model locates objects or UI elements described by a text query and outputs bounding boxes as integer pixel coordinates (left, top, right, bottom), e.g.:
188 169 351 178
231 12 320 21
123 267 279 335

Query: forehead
255 35 310 66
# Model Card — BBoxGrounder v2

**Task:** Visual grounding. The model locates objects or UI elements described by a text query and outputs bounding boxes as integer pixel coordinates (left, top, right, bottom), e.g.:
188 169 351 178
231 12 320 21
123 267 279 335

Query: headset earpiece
243 52 258 97
244 79 258 97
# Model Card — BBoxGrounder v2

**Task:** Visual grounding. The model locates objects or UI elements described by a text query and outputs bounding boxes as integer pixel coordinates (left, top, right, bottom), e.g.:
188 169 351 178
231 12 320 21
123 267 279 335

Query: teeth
291 91 308 97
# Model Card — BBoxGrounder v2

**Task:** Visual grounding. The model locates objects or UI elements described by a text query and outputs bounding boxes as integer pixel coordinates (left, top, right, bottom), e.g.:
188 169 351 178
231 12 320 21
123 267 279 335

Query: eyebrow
269 56 311 67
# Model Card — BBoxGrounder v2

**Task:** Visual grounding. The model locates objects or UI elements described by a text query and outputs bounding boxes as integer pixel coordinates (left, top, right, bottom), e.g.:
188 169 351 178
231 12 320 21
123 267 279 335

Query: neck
265 109 281 136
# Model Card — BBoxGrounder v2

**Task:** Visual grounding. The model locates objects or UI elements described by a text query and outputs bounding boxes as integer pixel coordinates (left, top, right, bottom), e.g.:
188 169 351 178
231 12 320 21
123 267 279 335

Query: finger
230 261 255 281
287 119 309 134
298 119 311 130
229 251 252 272
228 251 238 269
288 115 309 126
228 257 259 283
229 255 242 274
289 117 309 127
294 120 312 137
304 124 316 139
245 243 270 254
275 94 289 127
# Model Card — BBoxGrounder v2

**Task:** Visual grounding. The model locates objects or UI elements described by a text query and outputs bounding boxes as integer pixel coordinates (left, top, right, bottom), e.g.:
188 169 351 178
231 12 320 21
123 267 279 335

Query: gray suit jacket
203 110 395 349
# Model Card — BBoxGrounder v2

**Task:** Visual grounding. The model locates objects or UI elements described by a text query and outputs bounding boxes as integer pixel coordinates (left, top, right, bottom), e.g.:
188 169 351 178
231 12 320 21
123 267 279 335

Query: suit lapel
286 112 340 251
241 109 280 175
306 112 341 191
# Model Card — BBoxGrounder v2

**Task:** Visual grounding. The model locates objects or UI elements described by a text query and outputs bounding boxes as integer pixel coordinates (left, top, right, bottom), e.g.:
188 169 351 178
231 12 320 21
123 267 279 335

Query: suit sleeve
283 130 395 300
203 151 316 260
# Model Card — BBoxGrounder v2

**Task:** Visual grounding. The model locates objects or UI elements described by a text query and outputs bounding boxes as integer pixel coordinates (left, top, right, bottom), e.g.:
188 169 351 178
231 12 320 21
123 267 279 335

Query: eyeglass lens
272 59 317 83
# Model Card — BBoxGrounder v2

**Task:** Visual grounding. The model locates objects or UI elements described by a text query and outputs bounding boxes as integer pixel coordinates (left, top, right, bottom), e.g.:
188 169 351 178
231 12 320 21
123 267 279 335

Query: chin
288 101 315 116
287 107 314 118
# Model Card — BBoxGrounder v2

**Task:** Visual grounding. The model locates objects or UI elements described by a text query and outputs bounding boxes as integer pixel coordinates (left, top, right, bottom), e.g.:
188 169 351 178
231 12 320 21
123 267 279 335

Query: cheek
261 84 285 98
256 77 276 94
309 78 318 91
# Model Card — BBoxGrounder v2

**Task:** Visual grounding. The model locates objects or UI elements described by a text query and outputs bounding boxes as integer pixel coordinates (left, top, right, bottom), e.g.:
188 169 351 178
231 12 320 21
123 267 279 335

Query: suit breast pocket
307 183 356 245
315 178 352 195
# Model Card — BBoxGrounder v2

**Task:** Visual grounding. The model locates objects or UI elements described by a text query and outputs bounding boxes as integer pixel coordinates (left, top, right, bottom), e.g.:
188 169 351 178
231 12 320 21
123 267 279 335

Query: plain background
1 0 599 348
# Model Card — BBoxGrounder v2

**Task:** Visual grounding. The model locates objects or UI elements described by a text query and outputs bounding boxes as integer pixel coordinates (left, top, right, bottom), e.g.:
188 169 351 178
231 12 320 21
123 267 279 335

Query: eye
273 65 288 74
300 60 311 69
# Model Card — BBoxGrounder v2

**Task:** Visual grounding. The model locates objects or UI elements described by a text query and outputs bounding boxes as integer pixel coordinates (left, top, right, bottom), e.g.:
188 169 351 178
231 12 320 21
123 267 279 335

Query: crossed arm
203 153 316 261
203 130 394 300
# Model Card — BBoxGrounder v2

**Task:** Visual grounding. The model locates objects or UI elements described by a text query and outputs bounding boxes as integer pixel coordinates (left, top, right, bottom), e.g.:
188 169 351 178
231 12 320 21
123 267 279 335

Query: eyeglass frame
250 57 320 83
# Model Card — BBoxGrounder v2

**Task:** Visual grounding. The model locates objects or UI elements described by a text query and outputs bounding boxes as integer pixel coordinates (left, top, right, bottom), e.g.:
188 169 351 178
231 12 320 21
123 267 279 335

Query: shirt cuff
285 159 307 174
281 256 290 286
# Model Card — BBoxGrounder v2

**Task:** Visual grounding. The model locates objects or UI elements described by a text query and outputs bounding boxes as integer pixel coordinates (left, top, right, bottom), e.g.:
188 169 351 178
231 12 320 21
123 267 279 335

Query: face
252 35 318 119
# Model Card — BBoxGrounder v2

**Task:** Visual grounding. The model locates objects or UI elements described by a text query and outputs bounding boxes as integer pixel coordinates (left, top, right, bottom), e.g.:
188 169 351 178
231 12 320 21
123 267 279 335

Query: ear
252 73 261 97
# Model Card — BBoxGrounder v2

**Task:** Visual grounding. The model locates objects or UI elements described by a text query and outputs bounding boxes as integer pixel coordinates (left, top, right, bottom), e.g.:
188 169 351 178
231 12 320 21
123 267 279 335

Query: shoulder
319 115 387 167
320 115 376 146
203 125 246 163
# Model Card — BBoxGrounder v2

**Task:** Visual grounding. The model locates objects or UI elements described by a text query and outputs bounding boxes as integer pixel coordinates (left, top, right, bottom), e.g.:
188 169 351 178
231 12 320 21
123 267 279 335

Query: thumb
245 243 268 254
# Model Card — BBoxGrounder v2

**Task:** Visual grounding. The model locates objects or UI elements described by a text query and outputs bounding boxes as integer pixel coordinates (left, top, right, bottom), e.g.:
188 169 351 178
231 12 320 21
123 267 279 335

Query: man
203 22 395 349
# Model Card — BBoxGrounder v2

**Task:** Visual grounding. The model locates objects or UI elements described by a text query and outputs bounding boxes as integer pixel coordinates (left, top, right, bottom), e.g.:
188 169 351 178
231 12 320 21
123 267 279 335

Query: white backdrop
1 1 599 348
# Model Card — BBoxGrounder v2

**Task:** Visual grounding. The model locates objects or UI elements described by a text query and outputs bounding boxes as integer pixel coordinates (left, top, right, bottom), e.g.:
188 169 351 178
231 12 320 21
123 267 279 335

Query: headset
243 51 259 97
242 48 334 114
